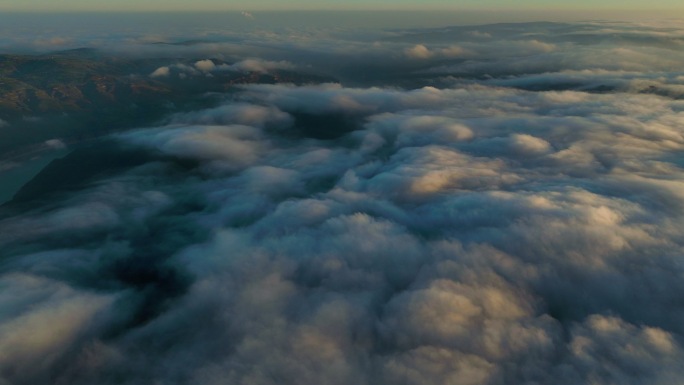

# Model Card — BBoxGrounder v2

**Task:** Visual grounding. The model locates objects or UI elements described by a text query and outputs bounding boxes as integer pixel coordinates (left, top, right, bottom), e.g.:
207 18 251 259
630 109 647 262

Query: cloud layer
2 19 684 385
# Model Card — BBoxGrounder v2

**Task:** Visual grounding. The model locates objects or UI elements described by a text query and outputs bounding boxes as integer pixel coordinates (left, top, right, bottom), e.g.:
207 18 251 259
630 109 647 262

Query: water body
0 148 71 205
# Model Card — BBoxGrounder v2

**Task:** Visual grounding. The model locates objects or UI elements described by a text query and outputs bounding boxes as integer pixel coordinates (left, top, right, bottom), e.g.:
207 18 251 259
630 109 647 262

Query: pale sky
1 0 683 12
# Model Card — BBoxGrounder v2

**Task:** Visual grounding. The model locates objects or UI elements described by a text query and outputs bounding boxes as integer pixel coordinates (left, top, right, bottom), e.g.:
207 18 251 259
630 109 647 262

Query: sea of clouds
2 18 684 385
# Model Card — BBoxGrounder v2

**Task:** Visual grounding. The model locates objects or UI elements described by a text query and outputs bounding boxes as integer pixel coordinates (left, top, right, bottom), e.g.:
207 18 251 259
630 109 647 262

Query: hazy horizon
2 0 684 12
2 11 683 55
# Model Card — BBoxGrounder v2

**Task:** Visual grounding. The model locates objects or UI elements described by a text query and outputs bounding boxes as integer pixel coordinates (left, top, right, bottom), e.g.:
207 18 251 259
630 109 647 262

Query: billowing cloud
0 274 116 382
194 59 216 72
405 44 466 59
2 18 684 385
150 66 171 78
122 124 267 173
169 103 293 128
405 44 433 59
149 59 296 79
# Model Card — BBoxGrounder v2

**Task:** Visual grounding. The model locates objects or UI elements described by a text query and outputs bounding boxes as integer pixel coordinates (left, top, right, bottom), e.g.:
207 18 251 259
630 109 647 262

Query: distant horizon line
0 8 682 13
